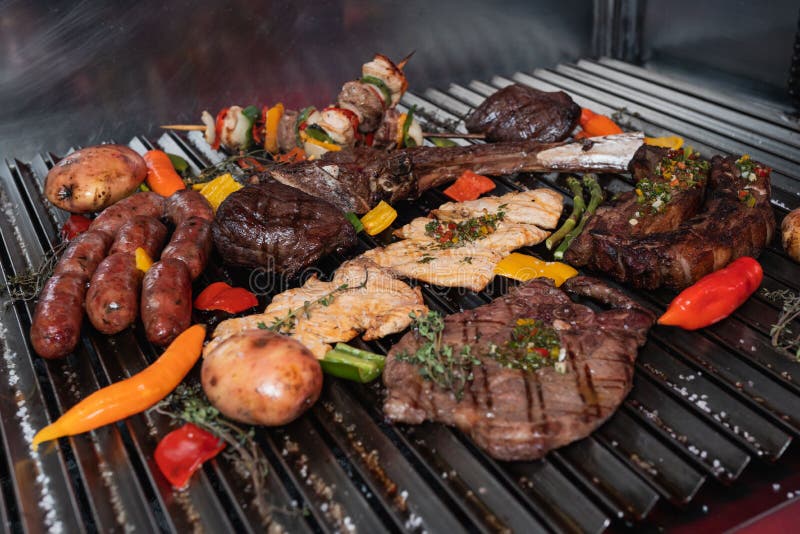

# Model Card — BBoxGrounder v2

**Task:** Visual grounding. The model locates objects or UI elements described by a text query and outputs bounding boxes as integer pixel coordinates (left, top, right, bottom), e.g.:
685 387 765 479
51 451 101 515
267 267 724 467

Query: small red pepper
154 423 226 489
658 257 763 330
212 108 229 150
194 282 258 314
61 214 92 240
443 170 497 202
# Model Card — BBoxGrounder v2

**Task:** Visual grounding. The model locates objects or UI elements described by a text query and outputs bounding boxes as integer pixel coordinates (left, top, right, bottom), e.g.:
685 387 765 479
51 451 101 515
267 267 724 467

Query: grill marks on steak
383 277 654 461
465 84 581 143
212 181 357 277
566 150 775 289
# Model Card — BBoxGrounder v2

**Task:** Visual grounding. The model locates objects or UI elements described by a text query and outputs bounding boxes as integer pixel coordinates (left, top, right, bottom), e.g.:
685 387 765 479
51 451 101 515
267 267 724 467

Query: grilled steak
566 149 775 289
212 181 357 277
253 133 644 214
465 84 581 143
383 277 654 461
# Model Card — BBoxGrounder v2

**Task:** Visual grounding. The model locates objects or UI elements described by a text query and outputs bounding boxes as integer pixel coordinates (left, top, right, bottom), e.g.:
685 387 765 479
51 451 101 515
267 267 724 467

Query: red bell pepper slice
194 282 258 314
61 214 92 240
443 170 496 202
212 108 229 150
155 423 226 489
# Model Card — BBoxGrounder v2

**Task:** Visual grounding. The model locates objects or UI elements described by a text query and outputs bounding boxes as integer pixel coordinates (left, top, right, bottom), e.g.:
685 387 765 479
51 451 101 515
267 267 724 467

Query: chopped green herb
486 319 563 373
417 255 435 264
397 311 481 401
635 150 709 215
424 210 505 249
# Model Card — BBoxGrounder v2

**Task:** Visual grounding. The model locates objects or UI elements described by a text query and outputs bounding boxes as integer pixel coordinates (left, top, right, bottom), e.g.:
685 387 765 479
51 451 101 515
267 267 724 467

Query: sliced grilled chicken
362 189 562 291
207 258 426 358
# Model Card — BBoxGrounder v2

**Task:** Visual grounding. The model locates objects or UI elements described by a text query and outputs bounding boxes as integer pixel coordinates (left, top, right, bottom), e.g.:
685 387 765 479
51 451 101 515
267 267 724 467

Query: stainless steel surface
0 0 593 160
1 58 799 532
639 0 799 106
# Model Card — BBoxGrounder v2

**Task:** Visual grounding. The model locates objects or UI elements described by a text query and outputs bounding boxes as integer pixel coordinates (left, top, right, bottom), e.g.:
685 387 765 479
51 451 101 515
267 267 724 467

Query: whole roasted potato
782 208 800 263
45 145 147 213
201 330 323 426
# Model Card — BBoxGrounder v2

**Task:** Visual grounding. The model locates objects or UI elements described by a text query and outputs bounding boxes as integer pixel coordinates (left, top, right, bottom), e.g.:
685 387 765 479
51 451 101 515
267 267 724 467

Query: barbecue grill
2 3 800 533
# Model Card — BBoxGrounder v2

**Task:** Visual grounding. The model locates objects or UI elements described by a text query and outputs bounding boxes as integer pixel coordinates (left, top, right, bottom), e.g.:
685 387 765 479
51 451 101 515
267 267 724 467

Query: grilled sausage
85 253 142 334
108 216 168 259
89 191 166 236
160 217 212 279
30 273 88 359
141 259 192 346
52 230 113 278
165 190 214 225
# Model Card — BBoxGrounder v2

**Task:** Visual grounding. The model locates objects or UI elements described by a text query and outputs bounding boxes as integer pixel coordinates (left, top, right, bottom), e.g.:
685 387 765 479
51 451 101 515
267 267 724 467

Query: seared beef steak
465 84 581 143
566 150 775 289
212 182 356 277
383 277 654 461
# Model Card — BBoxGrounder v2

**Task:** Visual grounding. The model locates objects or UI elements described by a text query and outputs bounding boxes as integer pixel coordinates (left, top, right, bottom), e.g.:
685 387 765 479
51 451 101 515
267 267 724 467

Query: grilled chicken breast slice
207 258 426 358
363 189 562 291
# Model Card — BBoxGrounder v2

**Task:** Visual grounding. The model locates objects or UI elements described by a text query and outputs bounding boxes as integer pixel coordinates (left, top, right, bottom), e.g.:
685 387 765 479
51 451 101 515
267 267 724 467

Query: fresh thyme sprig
761 288 800 361
257 270 370 335
1 240 68 303
189 149 274 186
152 384 273 522
397 310 481 401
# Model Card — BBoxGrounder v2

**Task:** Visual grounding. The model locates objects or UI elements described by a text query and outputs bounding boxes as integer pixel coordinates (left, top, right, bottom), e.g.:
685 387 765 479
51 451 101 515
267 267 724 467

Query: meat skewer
161 124 488 140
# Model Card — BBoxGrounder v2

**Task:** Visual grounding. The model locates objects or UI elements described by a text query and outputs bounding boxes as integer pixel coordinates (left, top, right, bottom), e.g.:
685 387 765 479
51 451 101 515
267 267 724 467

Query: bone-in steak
566 148 775 289
383 277 654 461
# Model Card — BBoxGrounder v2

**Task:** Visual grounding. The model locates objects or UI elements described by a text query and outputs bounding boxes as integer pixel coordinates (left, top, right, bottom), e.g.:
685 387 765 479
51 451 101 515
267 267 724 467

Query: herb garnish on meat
487 319 566 373
424 210 505 248
635 149 708 215
397 310 481 401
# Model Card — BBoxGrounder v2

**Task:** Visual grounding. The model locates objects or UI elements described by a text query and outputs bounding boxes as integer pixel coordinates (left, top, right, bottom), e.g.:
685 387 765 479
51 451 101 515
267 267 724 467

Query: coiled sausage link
85 252 143 334
160 217 212 279
109 215 168 259
30 273 89 359
89 191 166 236
53 230 113 279
165 190 214 224
141 259 192 346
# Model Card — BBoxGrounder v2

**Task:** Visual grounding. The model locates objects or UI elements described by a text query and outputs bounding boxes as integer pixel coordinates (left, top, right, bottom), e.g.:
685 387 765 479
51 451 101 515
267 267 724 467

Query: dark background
0 0 797 159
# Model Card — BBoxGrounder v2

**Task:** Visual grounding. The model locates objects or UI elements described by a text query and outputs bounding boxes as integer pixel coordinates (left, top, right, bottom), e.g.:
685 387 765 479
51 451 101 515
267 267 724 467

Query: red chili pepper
61 214 92 240
154 423 225 489
658 257 763 330
531 347 550 358
194 282 258 314
212 108 229 150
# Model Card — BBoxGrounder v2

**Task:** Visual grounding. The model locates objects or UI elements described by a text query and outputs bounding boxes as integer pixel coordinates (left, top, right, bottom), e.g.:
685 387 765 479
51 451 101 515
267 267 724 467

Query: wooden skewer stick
162 124 487 140
397 50 416 70
162 124 207 131
422 132 486 139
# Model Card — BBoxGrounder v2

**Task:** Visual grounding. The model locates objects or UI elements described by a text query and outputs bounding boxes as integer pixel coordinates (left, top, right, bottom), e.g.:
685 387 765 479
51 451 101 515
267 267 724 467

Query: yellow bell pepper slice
645 135 684 150
299 130 342 153
264 103 284 154
494 253 578 287
135 247 153 273
395 113 407 147
360 201 397 236
198 173 242 212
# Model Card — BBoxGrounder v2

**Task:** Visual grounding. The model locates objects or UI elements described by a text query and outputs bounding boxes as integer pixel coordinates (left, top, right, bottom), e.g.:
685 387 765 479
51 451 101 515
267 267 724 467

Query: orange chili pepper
143 149 187 197
32 324 206 449
443 170 497 202
580 114 623 138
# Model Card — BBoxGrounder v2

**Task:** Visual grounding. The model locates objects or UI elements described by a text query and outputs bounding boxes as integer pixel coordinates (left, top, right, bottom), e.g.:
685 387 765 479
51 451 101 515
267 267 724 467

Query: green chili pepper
240 105 261 149
295 106 316 146
304 124 337 145
166 153 190 176
401 106 417 148
361 75 392 106
320 343 385 383
345 212 364 233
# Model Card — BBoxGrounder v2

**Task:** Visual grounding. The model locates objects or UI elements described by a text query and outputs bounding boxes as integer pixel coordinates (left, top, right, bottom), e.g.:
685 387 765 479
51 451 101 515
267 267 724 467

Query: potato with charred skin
201 330 323 426
783 208 800 263
45 145 147 213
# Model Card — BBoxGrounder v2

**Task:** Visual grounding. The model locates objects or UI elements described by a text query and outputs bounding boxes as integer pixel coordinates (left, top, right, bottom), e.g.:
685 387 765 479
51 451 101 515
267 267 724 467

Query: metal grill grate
1 58 799 533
